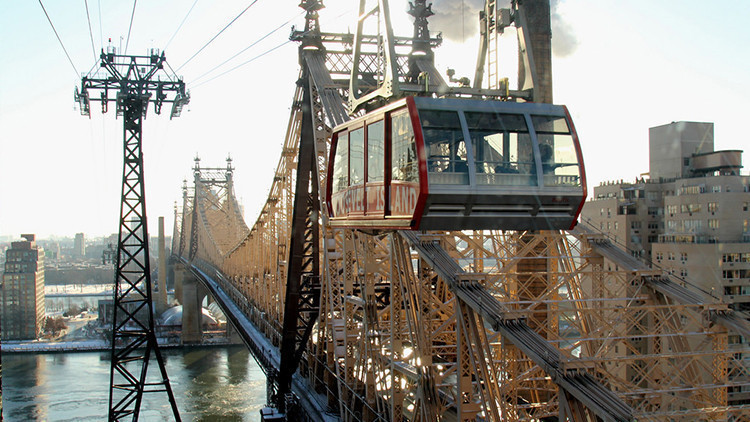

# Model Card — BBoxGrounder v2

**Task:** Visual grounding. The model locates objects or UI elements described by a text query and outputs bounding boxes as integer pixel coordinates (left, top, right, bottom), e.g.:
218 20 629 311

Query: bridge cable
38 0 80 77
176 0 260 72
163 0 200 51
124 0 137 55
190 39 291 89
84 0 97 61
190 11 303 86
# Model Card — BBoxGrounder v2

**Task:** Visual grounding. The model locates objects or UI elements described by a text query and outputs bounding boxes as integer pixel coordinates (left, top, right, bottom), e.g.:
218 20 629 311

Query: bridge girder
170 3 750 420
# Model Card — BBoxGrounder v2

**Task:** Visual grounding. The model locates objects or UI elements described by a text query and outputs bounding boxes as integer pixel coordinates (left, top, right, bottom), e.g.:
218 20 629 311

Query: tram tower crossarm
75 49 190 119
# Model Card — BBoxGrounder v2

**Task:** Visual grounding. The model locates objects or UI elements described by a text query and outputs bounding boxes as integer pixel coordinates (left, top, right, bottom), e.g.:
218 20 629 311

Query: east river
2 345 268 421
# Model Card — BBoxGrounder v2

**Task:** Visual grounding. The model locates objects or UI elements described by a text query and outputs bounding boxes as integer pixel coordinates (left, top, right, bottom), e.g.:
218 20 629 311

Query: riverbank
2 337 241 354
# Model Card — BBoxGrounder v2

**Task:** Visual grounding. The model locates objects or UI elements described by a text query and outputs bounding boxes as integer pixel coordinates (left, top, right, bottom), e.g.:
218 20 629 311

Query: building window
709 219 720 229
614 222 619 230
655 252 663 262
745 202 749 212
600 208 604 216
725 286 739 295
680 268 688 277
708 202 718 213
668 252 675 261
723 270 750 279
723 253 738 263
680 252 688 263
711 185 721 193
631 221 641 229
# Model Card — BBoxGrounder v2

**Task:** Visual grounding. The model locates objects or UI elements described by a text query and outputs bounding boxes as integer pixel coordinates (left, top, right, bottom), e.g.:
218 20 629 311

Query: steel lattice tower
75 48 189 421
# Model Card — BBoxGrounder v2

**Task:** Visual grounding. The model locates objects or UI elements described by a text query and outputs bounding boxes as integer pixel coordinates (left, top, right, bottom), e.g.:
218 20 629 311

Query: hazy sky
1 0 748 239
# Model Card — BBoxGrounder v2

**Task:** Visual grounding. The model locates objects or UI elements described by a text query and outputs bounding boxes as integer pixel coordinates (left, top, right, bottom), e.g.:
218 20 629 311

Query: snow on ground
45 283 112 295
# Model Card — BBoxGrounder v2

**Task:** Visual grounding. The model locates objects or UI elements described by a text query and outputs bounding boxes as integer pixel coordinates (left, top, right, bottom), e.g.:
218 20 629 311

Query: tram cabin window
530 115 581 187
420 110 469 185
349 127 365 186
465 112 535 186
391 111 418 182
333 131 348 193
367 120 385 183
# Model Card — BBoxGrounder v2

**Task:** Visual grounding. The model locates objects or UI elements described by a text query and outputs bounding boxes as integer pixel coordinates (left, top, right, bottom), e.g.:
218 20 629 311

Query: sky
1 0 749 239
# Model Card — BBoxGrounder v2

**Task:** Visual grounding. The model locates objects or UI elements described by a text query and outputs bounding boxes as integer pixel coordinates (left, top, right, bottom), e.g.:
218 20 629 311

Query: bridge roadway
177 256 337 421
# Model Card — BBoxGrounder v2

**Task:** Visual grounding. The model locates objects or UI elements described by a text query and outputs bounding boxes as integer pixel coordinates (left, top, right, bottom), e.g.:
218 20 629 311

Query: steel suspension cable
190 39 291 89
97 0 103 48
163 0 200 51
191 11 302 86
38 0 80 77
124 0 137 54
84 0 97 60
176 0 260 72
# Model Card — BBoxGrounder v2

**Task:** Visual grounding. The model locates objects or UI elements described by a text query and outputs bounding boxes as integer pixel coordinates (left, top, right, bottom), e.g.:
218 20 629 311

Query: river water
2 345 267 421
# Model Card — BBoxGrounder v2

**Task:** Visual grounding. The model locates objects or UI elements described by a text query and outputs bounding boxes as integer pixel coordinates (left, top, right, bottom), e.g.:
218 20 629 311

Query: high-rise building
581 121 750 405
1 234 46 340
74 232 86 258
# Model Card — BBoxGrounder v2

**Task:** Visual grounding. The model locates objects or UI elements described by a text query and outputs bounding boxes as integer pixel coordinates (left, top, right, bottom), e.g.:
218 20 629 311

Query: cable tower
75 46 189 421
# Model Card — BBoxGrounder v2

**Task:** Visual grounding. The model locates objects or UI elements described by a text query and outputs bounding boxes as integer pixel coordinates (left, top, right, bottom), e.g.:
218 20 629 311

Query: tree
44 316 68 334
63 304 81 317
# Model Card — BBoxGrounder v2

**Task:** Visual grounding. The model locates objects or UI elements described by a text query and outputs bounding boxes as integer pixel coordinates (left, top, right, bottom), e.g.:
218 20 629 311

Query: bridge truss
172 2 750 421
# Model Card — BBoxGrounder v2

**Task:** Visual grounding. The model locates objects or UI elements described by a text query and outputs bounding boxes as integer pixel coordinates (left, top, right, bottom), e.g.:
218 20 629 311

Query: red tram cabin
326 96 587 231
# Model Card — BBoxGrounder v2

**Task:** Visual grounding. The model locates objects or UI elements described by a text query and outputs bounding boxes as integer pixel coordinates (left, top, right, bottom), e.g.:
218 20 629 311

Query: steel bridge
168 4 750 422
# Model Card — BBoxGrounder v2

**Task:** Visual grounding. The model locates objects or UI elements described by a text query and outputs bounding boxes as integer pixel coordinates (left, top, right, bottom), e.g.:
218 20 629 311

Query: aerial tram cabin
326 96 587 231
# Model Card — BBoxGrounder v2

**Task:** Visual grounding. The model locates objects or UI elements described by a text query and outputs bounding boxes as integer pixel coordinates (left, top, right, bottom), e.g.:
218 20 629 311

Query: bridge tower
75 48 188 421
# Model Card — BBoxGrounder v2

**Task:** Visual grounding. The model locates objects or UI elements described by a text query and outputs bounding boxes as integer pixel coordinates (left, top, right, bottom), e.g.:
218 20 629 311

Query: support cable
38 0 80 77
176 0 260 72
124 0 137 55
97 0 103 48
84 0 97 61
191 11 302 86
163 0 200 51
190 39 291 89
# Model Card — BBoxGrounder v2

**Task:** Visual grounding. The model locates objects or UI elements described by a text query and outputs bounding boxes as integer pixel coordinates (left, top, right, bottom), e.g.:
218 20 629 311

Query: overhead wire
38 0 80 77
190 11 303 86
190 39 292 89
98 0 103 48
124 0 137 54
176 0 261 72
84 0 97 61
164 0 200 51
187 5 357 89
